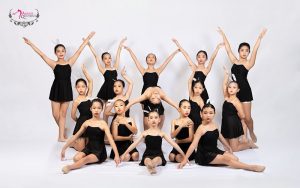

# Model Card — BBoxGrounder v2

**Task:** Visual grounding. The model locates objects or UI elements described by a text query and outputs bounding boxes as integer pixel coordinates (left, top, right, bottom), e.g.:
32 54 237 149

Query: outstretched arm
157 49 180 75
218 133 232 153
247 28 267 69
159 89 179 110
123 46 145 75
217 27 238 64
121 67 133 100
82 64 93 97
23 37 56 69
163 132 186 157
86 40 105 74
223 66 229 98
121 133 144 161
125 92 148 111
172 38 197 70
206 43 224 73
104 124 121 166
114 37 127 69
68 32 95 66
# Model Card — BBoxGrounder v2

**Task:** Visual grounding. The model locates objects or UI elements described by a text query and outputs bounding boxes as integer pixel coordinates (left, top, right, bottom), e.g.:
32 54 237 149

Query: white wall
0 0 299 146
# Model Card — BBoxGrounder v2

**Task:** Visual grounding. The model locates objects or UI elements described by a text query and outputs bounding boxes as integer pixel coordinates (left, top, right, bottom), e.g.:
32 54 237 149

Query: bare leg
175 154 184 163
144 158 154 174
229 138 257 152
169 153 175 162
58 102 70 142
51 101 60 126
131 152 139 161
73 152 86 162
150 157 162 174
62 154 99 174
242 102 257 143
158 115 165 129
210 154 265 172
241 120 248 143
71 138 86 151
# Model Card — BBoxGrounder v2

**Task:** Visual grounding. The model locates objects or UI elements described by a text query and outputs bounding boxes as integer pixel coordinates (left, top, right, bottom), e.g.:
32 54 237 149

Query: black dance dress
195 129 225 165
193 71 209 103
188 99 202 132
140 135 166 166
81 126 107 163
97 70 118 101
110 122 138 160
143 100 165 117
49 64 73 102
221 101 244 139
141 72 159 94
170 125 195 160
73 100 92 137
231 64 253 102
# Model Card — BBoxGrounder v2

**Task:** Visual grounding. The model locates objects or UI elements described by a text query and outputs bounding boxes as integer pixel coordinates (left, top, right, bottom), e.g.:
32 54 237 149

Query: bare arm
82 64 93 97
218 132 232 153
68 32 95 66
114 37 127 69
121 133 144 161
86 40 105 74
163 132 186 157
111 120 132 141
247 28 267 69
125 92 148 111
160 90 179 111
170 120 182 138
206 43 224 73
188 69 196 98
125 118 138 134
104 124 121 166
217 27 238 64
71 100 79 122
176 121 194 144
104 101 115 116
23 37 56 69
123 46 145 75
223 66 229 98
121 67 133 99
172 38 197 69
234 101 245 119
157 49 180 75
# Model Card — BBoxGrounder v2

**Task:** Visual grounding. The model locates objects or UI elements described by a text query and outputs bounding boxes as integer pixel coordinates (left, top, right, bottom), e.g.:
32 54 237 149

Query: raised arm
157 49 180 75
121 67 133 99
223 66 229 98
247 28 267 69
172 38 197 70
86 40 105 74
104 101 115 116
163 132 186 157
217 27 238 64
114 37 127 69
82 64 93 97
23 37 56 69
188 69 196 98
123 46 145 75
206 43 224 73
68 32 95 66
71 100 79 122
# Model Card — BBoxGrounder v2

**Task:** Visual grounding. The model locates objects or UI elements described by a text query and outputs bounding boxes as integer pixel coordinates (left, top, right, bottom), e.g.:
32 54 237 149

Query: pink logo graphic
9 9 40 28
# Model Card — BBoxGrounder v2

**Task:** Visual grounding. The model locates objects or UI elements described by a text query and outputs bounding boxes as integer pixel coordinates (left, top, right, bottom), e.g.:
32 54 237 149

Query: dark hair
148 109 160 116
201 103 215 112
91 98 104 108
196 50 208 60
238 42 250 52
114 99 125 105
228 81 239 88
179 99 190 107
75 78 87 86
192 80 204 93
114 79 125 87
146 53 157 62
54 44 66 53
101 52 111 60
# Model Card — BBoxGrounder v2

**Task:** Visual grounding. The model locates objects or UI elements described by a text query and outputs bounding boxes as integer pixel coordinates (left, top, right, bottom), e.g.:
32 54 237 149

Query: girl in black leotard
109 99 139 161
121 110 186 175
179 104 265 172
122 41 180 129
172 38 223 104
23 32 95 142
87 37 127 123
221 67 257 151
169 99 195 163
217 27 267 143
61 99 120 174
70 64 93 151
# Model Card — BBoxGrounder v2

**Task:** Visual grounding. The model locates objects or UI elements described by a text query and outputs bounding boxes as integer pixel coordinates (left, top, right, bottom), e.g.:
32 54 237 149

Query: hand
120 154 125 161
82 64 87 71
217 27 224 35
82 37 91 46
61 149 66 161
114 156 121 166
259 28 267 39
121 66 126 76
171 38 178 44
178 158 188 169
87 31 96 39
23 37 32 45
186 120 193 128
128 134 134 141
120 37 127 44
217 42 225 48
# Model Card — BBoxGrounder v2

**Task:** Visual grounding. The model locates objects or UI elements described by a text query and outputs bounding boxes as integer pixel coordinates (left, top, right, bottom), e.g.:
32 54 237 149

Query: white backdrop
0 0 299 187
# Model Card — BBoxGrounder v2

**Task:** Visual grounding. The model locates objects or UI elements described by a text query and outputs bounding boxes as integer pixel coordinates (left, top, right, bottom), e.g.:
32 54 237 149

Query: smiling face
75 80 87 95
227 81 239 95
200 106 215 123
113 81 124 95
179 100 191 117
55 46 66 60
114 100 125 115
148 111 160 128
146 53 157 65
90 101 103 118
196 51 207 64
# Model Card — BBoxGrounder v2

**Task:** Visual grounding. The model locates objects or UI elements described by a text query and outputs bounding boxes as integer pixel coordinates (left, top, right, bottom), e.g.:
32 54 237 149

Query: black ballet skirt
141 72 159 94
73 100 92 137
140 135 166 166
97 70 118 101
143 100 165 117
49 64 73 102
221 101 244 139
195 129 225 166
170 125 195 160
81 126 107 163
188 99 202 132
194 71 209 103
110 122 138 160
231 64 253 102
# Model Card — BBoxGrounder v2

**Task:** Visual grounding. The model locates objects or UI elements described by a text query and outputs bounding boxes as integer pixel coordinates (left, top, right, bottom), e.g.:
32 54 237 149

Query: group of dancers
23 27 267 174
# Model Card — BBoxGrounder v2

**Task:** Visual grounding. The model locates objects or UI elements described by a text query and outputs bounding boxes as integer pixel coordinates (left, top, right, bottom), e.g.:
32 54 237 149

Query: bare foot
251 165 265 172
250 131 257 143
149 167 157 175
62 166 70 174
249 140 258 149
241 135 248 143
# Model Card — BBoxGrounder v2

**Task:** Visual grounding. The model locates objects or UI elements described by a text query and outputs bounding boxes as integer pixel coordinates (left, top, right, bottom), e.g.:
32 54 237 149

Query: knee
223 155 232 163
52 111 59 120
244 116 253 123
169 153 175 162
73 155 82 162
131 152 139 161
175 154 183 163
60 110 67 118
